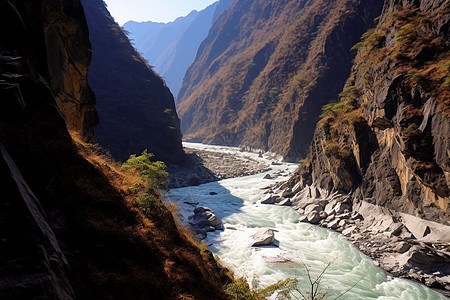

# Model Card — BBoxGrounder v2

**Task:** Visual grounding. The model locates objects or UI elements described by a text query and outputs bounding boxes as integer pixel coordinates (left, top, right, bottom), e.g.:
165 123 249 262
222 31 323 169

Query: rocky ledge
261 184 450 295
168 147 270 188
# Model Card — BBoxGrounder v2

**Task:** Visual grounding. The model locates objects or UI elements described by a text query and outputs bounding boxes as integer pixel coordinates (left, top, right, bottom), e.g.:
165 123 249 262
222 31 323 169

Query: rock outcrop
275 0 450 293
189 207 224 239
177 0 384 161
81 0 184 163
0 1 229 298
251 229 276 246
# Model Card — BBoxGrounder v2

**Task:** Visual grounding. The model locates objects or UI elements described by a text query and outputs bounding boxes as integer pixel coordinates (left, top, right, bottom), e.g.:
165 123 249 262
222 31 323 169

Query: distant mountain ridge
124 0 233 98
177 0 384 162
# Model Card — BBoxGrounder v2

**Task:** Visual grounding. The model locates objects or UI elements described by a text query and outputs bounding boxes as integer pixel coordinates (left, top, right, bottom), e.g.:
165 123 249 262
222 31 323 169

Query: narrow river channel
167 143 448 300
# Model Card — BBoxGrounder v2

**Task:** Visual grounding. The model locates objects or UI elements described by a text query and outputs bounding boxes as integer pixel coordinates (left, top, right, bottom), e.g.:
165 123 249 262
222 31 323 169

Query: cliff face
177 0 384 161
0 1 228 298
43 0 98 141
81 0 184 163
124 0 233 98
291 0 449 224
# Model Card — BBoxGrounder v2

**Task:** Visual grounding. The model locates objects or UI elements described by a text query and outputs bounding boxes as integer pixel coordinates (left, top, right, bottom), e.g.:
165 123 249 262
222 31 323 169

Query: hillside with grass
82 0 184 163
0 0 230 298
292 0 450 223
177 0 384 161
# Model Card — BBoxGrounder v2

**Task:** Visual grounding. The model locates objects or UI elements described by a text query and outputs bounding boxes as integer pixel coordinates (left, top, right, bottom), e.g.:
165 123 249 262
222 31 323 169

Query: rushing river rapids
167 143 448 299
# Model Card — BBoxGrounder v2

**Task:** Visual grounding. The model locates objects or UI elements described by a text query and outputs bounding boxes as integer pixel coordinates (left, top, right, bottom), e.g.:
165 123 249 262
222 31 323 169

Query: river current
167 143 448 300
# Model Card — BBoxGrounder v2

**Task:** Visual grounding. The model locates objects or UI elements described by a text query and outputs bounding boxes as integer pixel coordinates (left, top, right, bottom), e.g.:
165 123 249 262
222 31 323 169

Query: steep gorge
177 0 384 161
0 0 229 298
277 0 449 290
82 0 184 163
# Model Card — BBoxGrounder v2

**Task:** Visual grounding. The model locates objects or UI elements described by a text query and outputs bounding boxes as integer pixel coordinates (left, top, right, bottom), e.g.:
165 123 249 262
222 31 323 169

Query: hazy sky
103 0 218 25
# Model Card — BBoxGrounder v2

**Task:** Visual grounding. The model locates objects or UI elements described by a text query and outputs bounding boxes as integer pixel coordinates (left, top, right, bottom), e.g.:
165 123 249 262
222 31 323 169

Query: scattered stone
336 212 351 219
393 242 411 253
299 215 308 222
338 219 347 227
263 174 272 179
342 226 356 236
327 219 340 230
278 198 292 206
251 229 275 246
261 194 281 204
390 223 403 236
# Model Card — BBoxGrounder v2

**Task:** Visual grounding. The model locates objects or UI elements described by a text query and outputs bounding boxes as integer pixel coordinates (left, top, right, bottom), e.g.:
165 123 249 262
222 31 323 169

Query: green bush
121 150 168 191
225 279 255 300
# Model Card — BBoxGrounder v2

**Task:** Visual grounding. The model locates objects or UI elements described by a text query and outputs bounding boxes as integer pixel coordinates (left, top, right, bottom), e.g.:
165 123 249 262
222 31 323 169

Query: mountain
278 0 450 290
0 0 229 298
82 0 184 163
124 0 234 98
290 0 449 228
177 0 384 162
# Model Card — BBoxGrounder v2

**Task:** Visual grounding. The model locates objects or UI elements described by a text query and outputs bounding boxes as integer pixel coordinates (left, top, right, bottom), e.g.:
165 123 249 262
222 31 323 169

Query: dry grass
68 130 231 299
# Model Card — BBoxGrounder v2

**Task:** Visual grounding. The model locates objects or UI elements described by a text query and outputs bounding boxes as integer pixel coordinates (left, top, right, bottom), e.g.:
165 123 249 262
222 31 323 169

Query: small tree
121 150 168 212
121 150 168 191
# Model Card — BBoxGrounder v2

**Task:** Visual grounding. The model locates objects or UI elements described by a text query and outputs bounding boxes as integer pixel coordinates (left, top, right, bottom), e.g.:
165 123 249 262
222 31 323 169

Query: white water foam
168 143 448 299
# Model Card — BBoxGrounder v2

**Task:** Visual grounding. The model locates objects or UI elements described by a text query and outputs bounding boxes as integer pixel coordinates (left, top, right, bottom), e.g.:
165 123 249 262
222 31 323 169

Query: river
167 143 448 300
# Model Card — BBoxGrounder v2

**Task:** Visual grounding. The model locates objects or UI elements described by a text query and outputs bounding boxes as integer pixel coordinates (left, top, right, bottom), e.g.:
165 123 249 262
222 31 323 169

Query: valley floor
168 144 270 188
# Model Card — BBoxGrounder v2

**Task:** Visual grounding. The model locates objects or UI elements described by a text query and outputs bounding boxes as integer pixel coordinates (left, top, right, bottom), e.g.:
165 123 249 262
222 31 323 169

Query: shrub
121 150 168 192
225 279 255 300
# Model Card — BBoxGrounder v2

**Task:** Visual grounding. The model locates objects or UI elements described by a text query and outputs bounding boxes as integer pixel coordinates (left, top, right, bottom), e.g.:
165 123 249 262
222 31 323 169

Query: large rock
251 229 275 246
189 207 223 229
261 194 281 204
304 204 323 215
307 211 322 224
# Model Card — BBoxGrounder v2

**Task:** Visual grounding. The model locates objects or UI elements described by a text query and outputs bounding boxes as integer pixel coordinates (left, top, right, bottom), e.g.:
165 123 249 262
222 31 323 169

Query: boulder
324 200 337 215
263 174 272 179
304 204 323 215
307 211 322 224
393 241 411 253
390 223 403 236
296 197 318 209
327 219 340 230
334 202 351 214
261 194 281 204
278 198 292 206
299 215 308 222
189 207 222 228
251 229 275 246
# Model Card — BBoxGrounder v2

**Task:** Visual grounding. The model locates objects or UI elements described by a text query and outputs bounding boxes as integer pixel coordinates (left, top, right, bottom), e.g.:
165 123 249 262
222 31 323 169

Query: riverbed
167 143 448 299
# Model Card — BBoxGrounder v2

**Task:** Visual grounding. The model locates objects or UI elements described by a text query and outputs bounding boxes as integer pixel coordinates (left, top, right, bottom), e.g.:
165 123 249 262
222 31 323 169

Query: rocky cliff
0 0 229 298
124 0 233 98
177 0 384 161
275 0 450 291
81 0 184 163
